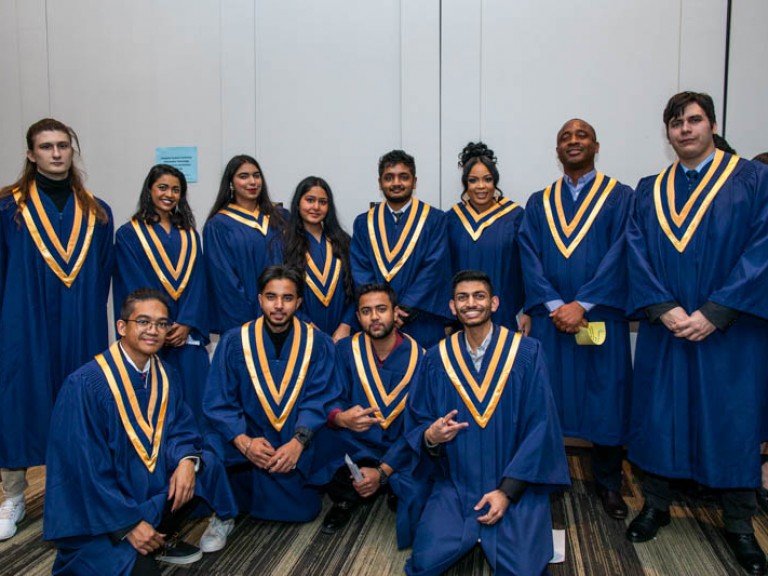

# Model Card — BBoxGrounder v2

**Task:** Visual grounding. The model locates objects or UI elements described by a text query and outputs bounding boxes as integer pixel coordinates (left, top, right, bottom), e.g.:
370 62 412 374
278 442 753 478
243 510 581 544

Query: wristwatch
293 428 312 446
376 465 389 486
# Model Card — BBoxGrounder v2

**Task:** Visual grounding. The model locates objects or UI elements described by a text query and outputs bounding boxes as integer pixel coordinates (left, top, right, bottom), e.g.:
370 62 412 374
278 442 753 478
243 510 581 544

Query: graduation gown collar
240 317 315 431
94 342 170 472
350 331 420 429
366 198 431 281
305 233 342 307
217 203 270 234
451 197 520 241
543 172 617 259
130 219 199 301
438 326 522 428
13 182 97 287
653 149 740 253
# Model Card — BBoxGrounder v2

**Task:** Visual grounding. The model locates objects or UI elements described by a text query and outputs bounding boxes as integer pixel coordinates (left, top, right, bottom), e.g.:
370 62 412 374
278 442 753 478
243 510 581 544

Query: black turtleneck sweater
36 172 73 213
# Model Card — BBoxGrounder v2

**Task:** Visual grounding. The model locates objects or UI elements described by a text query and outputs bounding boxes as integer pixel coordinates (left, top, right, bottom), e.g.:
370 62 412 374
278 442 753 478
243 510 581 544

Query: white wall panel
726 0 768 158
43 0 222 229
1 1 743 224
0 0 49 184
251 0 440 227
221 0 257 161
401 0 441 207
441 0 727 203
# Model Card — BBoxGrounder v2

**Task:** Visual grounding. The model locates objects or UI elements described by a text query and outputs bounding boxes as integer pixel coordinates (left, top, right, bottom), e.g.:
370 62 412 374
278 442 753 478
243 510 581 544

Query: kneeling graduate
44 289 238 576
405 271 570 576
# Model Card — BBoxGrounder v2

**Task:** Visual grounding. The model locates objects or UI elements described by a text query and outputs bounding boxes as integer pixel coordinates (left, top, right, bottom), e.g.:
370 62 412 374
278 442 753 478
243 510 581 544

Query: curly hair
457 141 503 198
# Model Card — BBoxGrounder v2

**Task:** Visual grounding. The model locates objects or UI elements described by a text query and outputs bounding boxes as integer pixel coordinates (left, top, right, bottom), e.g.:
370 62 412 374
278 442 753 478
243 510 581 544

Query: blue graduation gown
297 231 355 335
518 174 633 445
0 188 113 468
310 332 423 547
405 328 570 576
447 198 525 330
43 345 238 576
113 220 213 441
627 152 768 488
350 199 452 348
204 317 341 521
203 205 286 333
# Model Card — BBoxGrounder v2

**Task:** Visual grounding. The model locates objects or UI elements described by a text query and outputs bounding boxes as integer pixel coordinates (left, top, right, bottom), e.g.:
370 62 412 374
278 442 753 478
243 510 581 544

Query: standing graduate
310 283 424 543
405 271 570 576
447 142 526 331
113 165 210 434
0 119 114 541
203 155 287 334
350 150 452 349
204 266 341 522
518 119 633 520
626 92 768 575
282 176 355 341
44 289 238 575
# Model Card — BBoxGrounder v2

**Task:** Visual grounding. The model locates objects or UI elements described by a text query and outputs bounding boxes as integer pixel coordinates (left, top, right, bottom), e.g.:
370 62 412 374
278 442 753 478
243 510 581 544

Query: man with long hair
0 119 114 541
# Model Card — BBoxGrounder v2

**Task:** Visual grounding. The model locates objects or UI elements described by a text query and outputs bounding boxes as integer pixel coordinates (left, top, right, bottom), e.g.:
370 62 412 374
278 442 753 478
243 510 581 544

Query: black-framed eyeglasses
123 318 171 332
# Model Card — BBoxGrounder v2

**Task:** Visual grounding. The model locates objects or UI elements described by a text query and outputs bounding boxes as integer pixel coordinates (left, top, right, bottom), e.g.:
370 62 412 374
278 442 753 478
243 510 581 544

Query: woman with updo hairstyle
283 176 355 341
446 141 528 331
113 164 211 424
203 154 288 333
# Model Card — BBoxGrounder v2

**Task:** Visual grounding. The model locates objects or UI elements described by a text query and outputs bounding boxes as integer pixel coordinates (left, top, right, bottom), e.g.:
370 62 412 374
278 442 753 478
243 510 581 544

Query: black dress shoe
597 488 628 520
626 505 670 543
724 532 767 575
321 502 355 535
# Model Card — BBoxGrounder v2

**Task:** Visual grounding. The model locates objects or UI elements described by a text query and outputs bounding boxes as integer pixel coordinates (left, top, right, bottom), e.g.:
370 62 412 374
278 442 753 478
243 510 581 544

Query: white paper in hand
345 453 364 483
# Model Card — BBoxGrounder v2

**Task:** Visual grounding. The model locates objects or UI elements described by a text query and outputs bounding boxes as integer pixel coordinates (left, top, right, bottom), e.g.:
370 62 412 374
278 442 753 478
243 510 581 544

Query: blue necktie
686 169 700 192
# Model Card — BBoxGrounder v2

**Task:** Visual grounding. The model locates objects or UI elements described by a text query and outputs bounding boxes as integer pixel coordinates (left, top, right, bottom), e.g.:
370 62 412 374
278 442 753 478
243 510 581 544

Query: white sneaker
199 516 234 553
0 497 25 541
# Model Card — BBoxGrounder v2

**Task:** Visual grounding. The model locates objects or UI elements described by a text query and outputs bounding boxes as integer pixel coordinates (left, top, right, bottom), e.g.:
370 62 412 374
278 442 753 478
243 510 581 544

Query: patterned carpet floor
3 448 765 575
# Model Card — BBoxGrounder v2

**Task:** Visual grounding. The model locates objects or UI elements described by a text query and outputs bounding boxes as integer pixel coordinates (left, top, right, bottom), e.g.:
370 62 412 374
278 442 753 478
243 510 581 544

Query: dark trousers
643 472 757 534
592 443 625 492
129 496 200 576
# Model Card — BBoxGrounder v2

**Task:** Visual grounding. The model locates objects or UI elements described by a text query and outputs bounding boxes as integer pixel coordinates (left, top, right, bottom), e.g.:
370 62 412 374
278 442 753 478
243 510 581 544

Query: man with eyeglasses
43 288 238 576
204 265 341 523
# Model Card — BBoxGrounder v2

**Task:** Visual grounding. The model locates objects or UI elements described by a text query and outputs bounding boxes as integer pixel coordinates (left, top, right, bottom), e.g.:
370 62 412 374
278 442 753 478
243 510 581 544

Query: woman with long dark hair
446 141 527 331
113 164 237 552
203 155 287 333
113 164 208 412
283 176 355 341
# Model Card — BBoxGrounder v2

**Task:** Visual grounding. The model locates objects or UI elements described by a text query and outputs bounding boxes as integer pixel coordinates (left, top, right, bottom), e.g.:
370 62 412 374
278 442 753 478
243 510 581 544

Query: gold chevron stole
367 199 430 282
218 203 270 235
130 220 198 301
305 237 342 306
241 317 314 431
653 149 739 253
350 333 420 430
95 342 169 473
439 328 521 428
13 183 96 287
543 172 616 259
451 197 520 241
